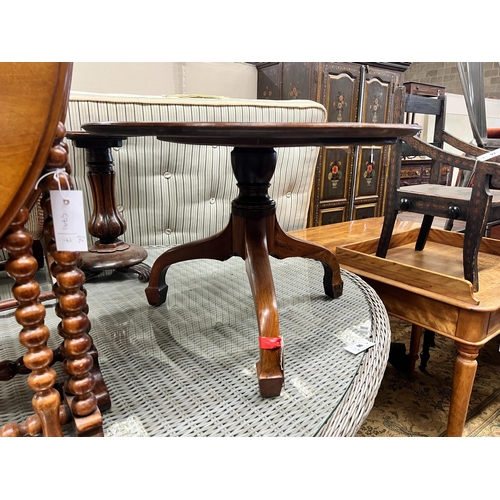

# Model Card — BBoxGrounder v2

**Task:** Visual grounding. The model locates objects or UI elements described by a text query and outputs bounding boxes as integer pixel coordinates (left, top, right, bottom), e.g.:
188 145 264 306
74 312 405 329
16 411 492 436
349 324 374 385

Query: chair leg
463 223 482 292
32 239 45 270
419 330 436 372
415 214 434 251
376 209 398 258
444 218 454 231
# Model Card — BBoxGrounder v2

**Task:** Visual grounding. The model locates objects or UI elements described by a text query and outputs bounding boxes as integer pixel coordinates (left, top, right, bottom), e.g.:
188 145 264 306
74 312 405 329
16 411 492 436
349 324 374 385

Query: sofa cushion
66 92 327 247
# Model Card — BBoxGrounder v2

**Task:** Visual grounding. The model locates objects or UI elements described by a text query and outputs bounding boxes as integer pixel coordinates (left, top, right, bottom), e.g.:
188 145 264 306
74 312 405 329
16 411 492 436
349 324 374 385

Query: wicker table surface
0 247 390 437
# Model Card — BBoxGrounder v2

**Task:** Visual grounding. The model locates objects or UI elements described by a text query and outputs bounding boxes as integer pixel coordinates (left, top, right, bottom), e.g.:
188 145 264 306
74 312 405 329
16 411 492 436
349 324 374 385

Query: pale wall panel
71 62 258 98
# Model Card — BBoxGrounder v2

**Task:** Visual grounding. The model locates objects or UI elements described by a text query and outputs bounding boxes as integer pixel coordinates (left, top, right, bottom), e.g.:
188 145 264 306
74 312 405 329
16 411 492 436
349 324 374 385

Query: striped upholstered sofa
65 92 328 248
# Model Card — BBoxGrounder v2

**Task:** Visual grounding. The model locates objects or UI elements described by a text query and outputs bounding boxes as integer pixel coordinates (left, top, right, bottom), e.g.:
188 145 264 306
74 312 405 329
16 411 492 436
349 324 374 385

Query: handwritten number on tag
50 190 88 252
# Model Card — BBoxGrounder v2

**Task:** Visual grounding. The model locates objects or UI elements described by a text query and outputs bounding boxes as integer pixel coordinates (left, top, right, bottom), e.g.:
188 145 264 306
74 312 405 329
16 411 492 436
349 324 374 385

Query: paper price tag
50 190 89 252
477 147 500 162
344 338 375 355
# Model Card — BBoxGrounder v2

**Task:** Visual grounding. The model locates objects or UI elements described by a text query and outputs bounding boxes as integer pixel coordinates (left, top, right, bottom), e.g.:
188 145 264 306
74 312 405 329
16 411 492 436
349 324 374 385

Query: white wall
71 62 258 98
413 93 500 184
416 93 500 148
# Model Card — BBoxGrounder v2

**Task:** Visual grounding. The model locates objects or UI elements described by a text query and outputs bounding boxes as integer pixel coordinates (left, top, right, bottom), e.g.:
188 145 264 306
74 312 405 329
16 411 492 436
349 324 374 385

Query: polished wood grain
337 229 479 305
0 63 72 237
66 132 150 282
144 146 343 397
82 121 420 147
81 121 419 398
291 217 500 436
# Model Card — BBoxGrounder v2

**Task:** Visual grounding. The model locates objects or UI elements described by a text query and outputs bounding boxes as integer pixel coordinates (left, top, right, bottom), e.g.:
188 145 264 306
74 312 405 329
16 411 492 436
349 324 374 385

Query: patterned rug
356 316 500 437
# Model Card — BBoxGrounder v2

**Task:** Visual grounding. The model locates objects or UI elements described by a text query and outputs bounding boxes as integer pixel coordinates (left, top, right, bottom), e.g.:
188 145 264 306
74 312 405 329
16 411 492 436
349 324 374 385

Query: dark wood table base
145 147 343 397
67 133 150 282
80 121 419 399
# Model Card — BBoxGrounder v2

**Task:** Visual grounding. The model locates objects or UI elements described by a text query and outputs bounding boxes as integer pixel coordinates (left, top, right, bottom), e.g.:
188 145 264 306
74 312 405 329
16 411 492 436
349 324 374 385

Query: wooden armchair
376 86 500 292
0 62 107 437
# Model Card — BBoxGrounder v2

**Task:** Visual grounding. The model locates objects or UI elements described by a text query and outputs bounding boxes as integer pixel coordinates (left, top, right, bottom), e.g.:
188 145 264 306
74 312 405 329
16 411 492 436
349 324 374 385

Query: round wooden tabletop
80 121 421 147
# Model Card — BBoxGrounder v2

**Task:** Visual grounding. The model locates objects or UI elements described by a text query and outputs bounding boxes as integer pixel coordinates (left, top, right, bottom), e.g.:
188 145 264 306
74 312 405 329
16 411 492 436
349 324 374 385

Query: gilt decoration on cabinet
288 81 302 99
282 63 316 101
332 92 348 122
262 85 274 98
257 63 281 100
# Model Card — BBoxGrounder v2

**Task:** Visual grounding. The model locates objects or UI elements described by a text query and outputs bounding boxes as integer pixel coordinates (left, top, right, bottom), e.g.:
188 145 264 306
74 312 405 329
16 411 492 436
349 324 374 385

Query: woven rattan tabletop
0 247 390 436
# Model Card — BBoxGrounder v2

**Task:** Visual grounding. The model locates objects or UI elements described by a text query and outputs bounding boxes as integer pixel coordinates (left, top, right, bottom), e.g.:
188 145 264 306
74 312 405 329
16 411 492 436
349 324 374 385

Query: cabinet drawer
403 81 445 97
400 160 451 186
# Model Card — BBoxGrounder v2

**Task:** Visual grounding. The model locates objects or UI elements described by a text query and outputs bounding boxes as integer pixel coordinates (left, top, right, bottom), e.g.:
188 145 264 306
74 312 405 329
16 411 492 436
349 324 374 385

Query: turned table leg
408 324 423 375
67 133 150 282
446 342 480 437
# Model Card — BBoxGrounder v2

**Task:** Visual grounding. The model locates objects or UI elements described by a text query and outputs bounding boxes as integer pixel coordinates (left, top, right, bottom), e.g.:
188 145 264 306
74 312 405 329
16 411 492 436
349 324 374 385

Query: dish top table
81 121 420 398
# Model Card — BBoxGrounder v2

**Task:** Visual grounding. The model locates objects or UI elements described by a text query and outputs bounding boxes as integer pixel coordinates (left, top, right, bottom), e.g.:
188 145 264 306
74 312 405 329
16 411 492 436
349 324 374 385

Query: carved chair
376 85 500 293
0 62 108 437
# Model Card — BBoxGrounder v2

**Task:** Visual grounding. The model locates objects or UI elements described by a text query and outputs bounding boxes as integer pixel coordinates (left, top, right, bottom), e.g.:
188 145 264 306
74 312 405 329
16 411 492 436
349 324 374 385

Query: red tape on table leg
259 336 282 349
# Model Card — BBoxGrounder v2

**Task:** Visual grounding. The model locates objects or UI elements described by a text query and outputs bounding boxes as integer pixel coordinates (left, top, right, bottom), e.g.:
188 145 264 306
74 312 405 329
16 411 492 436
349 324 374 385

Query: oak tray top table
291 217 500 436
81 121 420 398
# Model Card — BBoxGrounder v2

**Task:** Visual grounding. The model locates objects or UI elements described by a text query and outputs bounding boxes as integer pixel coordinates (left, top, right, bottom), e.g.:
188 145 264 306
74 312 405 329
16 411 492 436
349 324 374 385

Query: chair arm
405 135 481 172
441 130 500 162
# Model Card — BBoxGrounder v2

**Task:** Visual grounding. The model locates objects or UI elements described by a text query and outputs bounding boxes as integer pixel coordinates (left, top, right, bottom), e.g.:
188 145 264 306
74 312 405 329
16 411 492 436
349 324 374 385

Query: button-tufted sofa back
65 92 327 247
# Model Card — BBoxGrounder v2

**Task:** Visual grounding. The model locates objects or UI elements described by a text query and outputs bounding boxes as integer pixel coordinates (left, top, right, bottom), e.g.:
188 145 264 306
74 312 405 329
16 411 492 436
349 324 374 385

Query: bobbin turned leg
1 208 62 437
49 244 103 436
41 123 104 437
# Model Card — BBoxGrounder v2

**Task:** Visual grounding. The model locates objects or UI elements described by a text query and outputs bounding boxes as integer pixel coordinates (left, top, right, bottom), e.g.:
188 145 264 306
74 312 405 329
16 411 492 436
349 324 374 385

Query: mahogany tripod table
81 121 420 398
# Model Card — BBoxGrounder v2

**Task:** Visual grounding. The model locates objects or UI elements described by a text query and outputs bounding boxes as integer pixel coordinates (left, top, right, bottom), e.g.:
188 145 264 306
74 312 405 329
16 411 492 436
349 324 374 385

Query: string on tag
35 168 72 204
472 158 478 177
